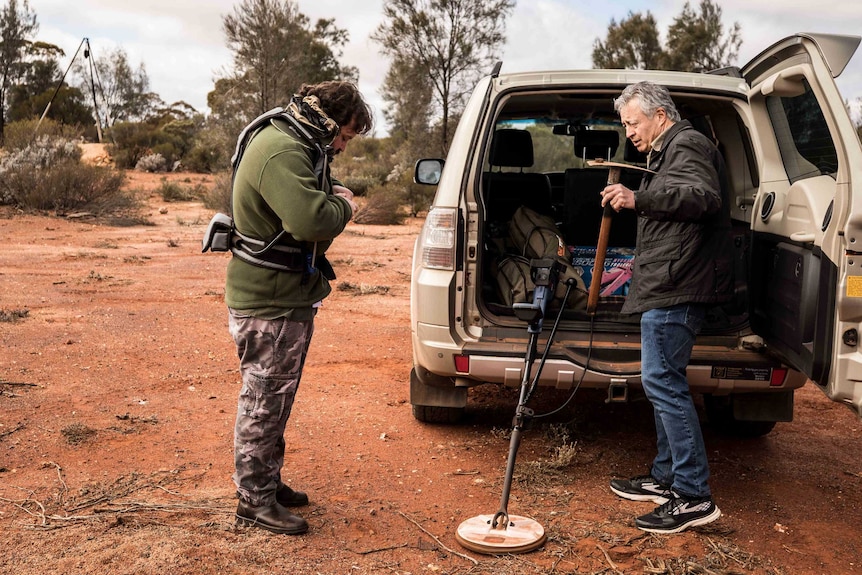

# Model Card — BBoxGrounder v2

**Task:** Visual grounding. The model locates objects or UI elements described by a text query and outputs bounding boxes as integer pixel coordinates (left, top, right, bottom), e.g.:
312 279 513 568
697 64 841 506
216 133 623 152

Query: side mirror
414 158 444 185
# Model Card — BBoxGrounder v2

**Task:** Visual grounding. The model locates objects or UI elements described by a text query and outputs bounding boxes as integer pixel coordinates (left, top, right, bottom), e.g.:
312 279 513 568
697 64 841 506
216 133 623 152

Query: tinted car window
767 78 838 183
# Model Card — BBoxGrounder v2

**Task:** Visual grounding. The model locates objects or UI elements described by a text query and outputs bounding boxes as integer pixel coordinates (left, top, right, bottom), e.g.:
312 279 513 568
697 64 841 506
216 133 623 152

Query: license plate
710 366 772 381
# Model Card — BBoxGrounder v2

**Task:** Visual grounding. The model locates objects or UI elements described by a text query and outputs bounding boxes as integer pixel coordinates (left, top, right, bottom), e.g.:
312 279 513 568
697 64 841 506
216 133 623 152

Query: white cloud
502 0 599 72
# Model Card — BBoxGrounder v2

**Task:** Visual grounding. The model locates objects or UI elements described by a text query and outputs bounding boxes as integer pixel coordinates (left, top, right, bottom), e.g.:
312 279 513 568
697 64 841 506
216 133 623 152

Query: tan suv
410 33 862 436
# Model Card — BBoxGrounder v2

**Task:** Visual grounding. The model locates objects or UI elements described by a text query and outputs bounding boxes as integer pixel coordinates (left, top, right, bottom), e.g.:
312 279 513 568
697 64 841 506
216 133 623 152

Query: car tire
703 394 778 438
412 404 465 424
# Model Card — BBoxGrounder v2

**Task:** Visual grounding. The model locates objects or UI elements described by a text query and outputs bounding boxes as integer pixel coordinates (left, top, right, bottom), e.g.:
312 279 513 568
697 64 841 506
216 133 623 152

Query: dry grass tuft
336 281 390 296
61 423 97 445
0 308 29 323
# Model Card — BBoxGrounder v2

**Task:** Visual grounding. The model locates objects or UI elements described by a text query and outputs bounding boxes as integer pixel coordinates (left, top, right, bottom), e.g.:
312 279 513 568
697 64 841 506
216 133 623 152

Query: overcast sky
27 0 862 135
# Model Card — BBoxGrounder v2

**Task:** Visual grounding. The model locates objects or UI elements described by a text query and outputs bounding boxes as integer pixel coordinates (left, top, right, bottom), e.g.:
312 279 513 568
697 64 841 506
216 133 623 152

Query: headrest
490 129 534 168
573 129 619 160
624 138 648 164
687 115 717 144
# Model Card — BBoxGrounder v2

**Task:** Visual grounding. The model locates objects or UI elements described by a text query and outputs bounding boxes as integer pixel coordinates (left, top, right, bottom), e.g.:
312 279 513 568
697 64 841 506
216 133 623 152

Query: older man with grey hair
600 81 733 533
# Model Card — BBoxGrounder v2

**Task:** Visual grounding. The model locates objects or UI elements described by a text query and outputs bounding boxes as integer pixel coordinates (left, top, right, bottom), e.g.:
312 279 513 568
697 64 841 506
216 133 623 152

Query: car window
766 78 838 183
488 120 627 173
529 124 577 172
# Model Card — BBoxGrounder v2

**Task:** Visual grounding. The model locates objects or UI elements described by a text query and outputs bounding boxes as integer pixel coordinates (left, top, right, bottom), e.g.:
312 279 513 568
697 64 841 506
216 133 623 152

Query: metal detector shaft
491 267 574 531
491 327 540 529
457 277 573 553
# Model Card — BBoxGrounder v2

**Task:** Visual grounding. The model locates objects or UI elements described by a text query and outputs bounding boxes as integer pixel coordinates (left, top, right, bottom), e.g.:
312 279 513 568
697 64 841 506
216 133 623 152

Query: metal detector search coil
455 514 546 554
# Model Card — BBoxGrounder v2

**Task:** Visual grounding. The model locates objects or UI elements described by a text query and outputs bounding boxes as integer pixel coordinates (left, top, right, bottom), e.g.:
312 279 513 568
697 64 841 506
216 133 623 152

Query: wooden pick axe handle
586 166 622 315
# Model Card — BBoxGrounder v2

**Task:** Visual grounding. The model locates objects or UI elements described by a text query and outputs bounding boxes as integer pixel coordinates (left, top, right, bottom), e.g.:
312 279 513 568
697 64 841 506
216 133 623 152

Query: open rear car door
742 33 862 416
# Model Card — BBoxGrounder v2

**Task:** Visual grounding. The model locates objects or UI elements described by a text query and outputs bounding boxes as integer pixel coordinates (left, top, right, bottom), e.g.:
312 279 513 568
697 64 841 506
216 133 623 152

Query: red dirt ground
1 170 861 575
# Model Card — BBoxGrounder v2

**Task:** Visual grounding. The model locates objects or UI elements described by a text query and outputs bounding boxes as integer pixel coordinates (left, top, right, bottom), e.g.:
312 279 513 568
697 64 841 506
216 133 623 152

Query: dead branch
349 543 409 555
396 510 478 565
43 461 67 492
596 543 625 575
643 558 669 574
0 424 25 439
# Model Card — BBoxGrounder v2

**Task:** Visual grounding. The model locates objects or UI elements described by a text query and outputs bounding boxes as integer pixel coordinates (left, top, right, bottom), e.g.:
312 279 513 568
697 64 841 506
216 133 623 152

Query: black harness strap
226 108 334 277
230 229 305 271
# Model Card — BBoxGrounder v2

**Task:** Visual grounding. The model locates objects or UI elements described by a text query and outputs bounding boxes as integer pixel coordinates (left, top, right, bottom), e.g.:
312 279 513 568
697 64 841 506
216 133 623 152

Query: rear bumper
412 329 808 394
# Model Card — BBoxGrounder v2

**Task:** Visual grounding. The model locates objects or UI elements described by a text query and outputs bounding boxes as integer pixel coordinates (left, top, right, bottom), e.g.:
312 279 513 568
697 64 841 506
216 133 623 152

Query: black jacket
622 120 734 314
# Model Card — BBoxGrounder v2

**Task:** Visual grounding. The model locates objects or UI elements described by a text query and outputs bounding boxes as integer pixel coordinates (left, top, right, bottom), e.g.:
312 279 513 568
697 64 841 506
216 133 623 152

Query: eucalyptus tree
373 0 515 153
0 0 37 143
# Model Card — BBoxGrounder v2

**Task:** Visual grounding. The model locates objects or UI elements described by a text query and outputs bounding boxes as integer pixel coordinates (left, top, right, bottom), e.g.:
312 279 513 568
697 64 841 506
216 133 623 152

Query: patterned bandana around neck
286 95 339 142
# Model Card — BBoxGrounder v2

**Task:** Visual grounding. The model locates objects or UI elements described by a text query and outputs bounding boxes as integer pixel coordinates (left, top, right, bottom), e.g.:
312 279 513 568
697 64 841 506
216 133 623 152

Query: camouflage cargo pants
228 309 315 506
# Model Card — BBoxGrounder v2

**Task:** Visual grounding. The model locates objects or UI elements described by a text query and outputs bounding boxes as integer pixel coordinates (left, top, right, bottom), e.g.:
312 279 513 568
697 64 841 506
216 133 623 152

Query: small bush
200 171 233 214
107 121 183 169
0 308 29 323
135 153 168 173
1 134 81 172
2 118 85 151
385 162 435 217
184 139 227 174
157 178 198 202
332 136 392 197
0 135 133 214
339 174 380 197
352 185 406 225
61 423 97 445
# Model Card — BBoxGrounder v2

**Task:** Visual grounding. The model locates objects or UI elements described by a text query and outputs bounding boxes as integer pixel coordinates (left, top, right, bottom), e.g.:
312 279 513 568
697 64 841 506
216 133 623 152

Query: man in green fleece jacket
227 81 372 535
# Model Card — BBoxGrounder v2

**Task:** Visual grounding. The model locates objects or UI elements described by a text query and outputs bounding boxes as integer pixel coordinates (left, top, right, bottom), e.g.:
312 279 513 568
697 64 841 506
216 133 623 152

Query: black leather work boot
235 500 309 535
276 484 309 507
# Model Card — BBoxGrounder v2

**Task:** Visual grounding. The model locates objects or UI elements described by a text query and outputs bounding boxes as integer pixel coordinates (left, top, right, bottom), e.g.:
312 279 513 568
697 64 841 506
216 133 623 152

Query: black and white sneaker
634 492 721 534
610 475 672 504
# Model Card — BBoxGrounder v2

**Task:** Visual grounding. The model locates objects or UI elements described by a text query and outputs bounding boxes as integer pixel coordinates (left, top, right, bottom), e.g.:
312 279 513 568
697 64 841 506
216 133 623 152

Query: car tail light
419 207 457 270
454 354 470 373
770 367 788 386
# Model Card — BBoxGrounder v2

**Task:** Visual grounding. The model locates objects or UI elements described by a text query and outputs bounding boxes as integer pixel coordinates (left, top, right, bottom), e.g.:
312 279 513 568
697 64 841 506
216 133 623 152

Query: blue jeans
640 303 710 499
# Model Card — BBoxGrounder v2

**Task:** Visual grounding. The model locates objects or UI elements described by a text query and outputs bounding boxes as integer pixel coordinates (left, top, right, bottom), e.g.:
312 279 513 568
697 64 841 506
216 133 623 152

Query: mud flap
410 367 467 408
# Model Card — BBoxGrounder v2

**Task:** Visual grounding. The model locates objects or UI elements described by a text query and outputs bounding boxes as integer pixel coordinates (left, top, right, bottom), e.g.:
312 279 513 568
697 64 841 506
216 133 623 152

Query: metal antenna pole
35 38 87 137
83 38 104 143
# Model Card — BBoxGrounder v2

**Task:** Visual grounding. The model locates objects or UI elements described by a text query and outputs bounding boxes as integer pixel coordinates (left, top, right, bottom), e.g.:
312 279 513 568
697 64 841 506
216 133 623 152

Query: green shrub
2 118 85 151
338 174 380 197
200 171 233 213
331 136 392 197
384 161 436 217
151 143 182 168
184 126 230 173
184 141 224 173
106 121 155 168
107 121 186 169
157 178 200 202
404 180 436 217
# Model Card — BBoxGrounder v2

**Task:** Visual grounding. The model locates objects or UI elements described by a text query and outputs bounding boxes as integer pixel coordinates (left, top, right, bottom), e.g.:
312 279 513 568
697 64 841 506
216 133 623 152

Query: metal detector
455 257 574 554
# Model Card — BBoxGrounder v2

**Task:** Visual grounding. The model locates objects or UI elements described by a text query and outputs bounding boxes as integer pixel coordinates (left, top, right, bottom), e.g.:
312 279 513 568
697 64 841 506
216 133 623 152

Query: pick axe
584 159 656 315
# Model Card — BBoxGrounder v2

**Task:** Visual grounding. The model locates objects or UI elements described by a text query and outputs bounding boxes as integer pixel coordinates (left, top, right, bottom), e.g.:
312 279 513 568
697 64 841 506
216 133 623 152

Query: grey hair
614 81 681 122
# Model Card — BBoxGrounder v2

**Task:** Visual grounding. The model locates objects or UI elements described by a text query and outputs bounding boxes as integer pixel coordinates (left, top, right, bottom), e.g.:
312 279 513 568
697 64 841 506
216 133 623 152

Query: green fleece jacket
225 117 353 317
